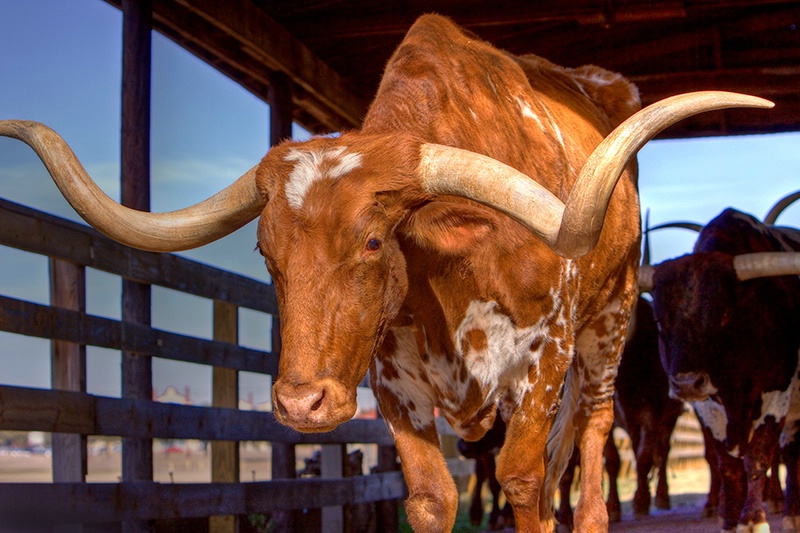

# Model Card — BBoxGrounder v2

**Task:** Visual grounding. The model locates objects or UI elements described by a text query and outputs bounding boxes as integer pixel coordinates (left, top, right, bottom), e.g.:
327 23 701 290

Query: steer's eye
366 238 382 252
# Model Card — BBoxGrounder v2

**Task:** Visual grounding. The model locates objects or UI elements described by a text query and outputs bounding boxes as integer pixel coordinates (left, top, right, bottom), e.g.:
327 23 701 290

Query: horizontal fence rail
0 474 408 526
0 384 395 445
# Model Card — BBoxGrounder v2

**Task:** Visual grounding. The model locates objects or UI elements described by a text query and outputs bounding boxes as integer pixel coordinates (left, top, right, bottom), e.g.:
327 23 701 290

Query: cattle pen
0 196 422 531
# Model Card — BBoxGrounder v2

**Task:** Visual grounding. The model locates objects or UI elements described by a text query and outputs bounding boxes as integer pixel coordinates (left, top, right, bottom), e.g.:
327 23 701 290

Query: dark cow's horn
418 91 774 258
733 252 800 281
638 265 655 293
638 221 703 292
763 189 800 225
0 120 264 252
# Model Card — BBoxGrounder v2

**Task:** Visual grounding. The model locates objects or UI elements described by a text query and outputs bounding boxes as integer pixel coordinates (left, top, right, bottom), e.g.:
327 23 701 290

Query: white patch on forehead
283 146 363 209
693 398 728 442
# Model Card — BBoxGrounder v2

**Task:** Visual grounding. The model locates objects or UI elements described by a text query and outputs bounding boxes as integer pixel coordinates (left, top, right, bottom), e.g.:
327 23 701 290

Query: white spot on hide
693 397 728 442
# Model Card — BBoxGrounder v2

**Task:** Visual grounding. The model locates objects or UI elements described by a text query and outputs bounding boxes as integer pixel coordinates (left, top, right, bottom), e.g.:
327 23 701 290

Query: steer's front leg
370 330 458 533
392 419 458 532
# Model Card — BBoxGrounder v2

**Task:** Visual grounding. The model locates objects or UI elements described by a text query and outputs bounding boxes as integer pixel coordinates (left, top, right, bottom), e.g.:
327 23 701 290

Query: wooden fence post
50 258 87 533
321 444 346 533
211 301 240 533
268 70 297 533
121 1 153 532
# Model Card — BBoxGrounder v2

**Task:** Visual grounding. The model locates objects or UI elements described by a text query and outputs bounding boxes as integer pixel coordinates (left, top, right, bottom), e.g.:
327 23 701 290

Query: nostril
310 390 325 412
693 375 706 390
274 397 288 418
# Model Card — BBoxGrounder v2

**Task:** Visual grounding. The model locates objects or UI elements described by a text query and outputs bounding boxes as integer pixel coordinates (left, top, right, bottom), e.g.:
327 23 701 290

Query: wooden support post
375 416 401 531
50 258 87 533
268 70 296 533
210 301 240 533
321 444 346 533
121 1 153 532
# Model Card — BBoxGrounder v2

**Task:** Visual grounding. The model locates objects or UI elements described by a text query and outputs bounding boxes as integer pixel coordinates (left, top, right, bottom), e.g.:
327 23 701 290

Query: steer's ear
401 201 495 255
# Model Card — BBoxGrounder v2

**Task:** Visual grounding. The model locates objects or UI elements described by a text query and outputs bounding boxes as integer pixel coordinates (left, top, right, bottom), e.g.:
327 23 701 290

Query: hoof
655 495 671 511
734 521 771 533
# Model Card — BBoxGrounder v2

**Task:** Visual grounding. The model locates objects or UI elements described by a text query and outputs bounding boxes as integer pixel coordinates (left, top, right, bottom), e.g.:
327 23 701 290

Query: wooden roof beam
173 0 368 128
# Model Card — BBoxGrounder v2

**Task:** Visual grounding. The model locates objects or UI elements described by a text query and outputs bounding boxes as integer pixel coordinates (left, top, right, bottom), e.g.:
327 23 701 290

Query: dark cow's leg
717 444 748 532
654 431 672 511
631 428 654 516
765 451 783 514
604 431 622 523
485 454 505 530
782 438 800 531
469 454 490 526
555 448 579 531
738 423 780 529
701 424 722 518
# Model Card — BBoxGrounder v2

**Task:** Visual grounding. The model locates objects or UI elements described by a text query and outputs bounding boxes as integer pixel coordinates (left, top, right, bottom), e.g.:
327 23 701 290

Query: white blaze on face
283 146 363 209
693 397 728 443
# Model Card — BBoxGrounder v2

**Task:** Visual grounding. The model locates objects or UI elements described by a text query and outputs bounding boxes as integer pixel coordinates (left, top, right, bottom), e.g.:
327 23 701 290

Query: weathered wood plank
210 301 240 533
0 198 278 314
49 258 88 484
0 385 394 445
0 473 407 526
0 295 278 375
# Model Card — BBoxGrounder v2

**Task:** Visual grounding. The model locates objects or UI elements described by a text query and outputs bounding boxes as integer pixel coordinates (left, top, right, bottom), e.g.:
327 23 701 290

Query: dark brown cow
0 15 770 532
615 296 685 516
641 208 800 532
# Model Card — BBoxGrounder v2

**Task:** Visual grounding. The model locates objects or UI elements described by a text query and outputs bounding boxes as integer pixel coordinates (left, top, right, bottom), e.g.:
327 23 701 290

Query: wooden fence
0 198 420 531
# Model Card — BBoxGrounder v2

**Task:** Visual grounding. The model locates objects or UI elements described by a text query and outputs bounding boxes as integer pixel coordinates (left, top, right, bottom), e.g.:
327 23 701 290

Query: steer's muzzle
272 378 357 432
668 371 717 402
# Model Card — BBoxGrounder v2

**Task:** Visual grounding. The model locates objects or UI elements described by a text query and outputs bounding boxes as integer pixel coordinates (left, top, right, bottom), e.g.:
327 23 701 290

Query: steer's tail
543 365 579 526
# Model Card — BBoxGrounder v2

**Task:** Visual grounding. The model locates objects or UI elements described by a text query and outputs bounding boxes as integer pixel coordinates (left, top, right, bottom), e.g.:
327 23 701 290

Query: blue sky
1 0 799 406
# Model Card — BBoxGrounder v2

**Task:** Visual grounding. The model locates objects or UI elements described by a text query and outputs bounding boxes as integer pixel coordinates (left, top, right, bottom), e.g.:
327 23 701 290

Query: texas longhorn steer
640 208 800 532
0 15 770 532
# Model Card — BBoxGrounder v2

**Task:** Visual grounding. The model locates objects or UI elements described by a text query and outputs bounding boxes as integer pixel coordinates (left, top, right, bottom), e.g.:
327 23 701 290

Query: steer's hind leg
571 298 632 532
496 357 571 532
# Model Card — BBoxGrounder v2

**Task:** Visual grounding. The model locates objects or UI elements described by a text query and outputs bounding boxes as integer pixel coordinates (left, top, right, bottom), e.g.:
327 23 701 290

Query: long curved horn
0 120 264 252
764 189 800 225
733 252 800 281
647 221 704 233
418 91 773 258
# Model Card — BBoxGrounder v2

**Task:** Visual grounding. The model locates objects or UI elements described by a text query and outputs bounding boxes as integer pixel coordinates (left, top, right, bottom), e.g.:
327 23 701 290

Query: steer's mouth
272 378 358 432
668 371 718 402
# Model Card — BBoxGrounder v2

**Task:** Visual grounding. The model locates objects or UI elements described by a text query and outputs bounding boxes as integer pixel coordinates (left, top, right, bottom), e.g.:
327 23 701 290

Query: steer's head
648 252 736 402
255 133 422 431
645 250 800 402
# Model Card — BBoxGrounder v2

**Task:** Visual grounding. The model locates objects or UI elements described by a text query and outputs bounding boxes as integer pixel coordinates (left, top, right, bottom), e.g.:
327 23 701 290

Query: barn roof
104 0 800 138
